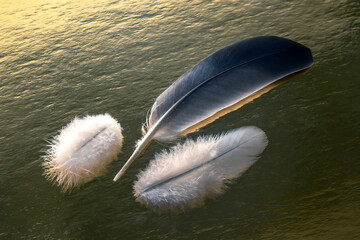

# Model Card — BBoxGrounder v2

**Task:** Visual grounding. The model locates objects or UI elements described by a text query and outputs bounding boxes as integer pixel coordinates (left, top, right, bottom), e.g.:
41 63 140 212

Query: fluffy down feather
134 126 268 212
42 114 123 192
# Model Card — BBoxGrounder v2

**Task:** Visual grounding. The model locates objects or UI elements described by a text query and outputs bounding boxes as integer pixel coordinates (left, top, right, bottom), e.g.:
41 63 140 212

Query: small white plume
42 114 123 192
133 126 268 212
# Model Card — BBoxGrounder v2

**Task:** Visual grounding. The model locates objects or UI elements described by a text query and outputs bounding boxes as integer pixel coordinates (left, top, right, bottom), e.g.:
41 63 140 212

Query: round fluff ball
42 113 123 192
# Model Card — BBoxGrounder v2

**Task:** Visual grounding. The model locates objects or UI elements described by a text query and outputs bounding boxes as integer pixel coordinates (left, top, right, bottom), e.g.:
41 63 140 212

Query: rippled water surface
1 0 359 239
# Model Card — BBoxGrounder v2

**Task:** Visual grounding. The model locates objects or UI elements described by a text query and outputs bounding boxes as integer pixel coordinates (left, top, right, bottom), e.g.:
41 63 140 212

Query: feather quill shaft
114 36 313 183
133 126 268 212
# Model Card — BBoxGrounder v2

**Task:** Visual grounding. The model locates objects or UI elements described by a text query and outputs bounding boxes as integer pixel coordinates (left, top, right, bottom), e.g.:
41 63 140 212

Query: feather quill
133 126 268 212
114 36 313 183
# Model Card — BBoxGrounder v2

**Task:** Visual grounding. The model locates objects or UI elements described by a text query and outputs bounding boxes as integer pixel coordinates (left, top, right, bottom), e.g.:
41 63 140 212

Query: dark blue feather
148 36 313 139
114 36 313 183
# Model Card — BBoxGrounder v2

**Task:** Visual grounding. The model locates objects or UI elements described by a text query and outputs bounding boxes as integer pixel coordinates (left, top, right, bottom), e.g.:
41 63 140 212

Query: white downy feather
133 126 268 212
42 113 123 192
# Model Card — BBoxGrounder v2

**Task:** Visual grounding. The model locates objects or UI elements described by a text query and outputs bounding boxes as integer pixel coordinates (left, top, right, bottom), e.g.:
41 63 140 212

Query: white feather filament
42 114 123 192
134 126 268 212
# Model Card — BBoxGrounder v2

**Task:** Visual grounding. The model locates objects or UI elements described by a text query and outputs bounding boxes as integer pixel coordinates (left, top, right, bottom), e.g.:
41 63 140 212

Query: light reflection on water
0 0 359 239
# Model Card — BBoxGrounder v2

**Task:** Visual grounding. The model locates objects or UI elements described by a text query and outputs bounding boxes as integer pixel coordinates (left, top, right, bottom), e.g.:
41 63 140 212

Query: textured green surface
0 0 359 239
